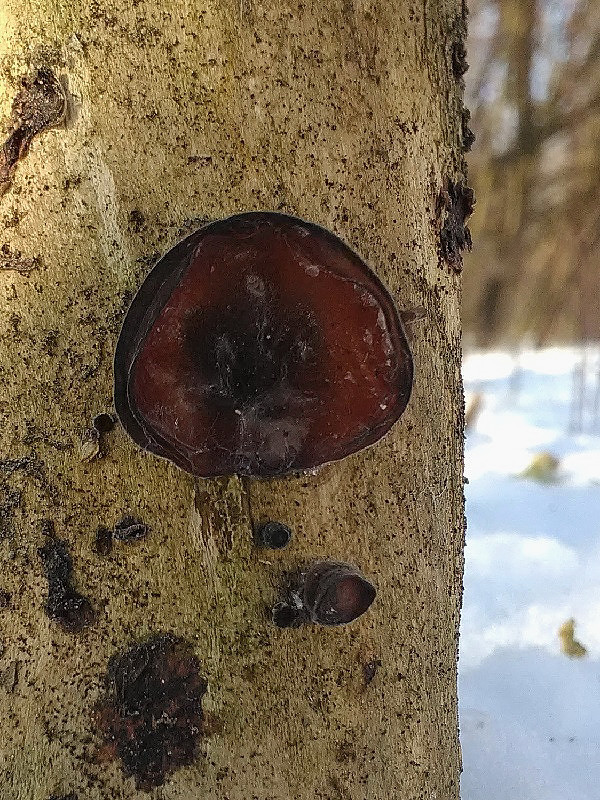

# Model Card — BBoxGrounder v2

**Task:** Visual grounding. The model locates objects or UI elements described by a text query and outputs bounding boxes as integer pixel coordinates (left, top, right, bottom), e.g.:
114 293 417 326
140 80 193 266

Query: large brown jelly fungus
114 212 413 477
273 561 376 627
95 633 207 791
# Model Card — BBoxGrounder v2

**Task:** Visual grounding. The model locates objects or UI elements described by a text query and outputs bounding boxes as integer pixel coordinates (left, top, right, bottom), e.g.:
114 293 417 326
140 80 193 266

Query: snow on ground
459 346 600 800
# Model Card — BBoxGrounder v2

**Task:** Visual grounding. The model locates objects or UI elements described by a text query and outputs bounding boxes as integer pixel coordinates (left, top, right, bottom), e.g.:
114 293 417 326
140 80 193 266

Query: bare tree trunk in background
0 2 466 798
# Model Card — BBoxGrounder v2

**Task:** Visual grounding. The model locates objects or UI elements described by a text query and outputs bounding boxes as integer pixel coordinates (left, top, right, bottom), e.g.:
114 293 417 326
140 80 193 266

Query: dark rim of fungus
114 212 413 477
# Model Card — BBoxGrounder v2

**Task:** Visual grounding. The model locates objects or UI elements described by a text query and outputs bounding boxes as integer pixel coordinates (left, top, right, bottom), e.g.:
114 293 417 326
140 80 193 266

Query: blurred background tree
464 0 600 347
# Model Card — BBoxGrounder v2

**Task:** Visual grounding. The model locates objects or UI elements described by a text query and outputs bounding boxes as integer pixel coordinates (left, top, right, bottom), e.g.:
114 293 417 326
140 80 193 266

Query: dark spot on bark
95 633 207 791
0 68 66 197
94 526 113 556
0 590 11 608
38 533 95 632
336 740 358 763
461 107 475 152
255 520 292 549
49 793 77 800
327 774 352 799
0 487 21 540
93 413 116 433
42 330 60 357
113 516 148 542
2 208 21 228
0 243 41 273
272 600 307 628
128 208 146 233
0 455 43 477
451 15 469 81
439 180 475 271
363 658 382 685
452 38 468 80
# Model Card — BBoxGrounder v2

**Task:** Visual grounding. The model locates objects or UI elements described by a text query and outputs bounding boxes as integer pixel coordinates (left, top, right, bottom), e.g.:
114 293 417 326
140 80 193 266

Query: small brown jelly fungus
303 562 376 626
114 212 413 477
273 561 376 627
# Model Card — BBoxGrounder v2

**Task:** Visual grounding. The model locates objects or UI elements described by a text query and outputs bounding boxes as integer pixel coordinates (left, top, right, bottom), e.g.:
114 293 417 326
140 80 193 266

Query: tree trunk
0 2 466 798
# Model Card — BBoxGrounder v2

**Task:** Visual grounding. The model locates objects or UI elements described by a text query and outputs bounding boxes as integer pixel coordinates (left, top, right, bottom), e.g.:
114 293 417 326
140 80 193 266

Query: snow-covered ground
459 346 600 800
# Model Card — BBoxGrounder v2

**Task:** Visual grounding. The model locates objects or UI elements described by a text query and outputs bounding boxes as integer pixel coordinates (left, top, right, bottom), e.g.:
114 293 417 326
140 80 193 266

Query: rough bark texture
0 1 465 798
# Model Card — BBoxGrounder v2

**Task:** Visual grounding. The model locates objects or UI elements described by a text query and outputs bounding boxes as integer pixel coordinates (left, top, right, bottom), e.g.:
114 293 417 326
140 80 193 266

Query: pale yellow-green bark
0 1 465 798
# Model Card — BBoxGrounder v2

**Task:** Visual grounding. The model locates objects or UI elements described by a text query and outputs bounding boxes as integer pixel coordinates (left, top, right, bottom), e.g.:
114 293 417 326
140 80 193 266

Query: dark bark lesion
439 179 475 271
38 526 96 632
0 243 41 272
95 634 208 791
0 68 66 198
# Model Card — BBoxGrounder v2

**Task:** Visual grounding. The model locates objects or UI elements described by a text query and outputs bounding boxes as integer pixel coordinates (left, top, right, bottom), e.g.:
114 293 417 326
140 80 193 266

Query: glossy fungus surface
272 561 376 627
115 212 413 477
302 561 376 625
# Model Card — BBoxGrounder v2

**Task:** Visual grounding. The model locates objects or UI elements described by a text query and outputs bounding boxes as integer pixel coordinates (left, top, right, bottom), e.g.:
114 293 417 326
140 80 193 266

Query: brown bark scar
95 634 207 791
0 244 41 272
0 68 66 199
439 179 475 271
0 659 19 693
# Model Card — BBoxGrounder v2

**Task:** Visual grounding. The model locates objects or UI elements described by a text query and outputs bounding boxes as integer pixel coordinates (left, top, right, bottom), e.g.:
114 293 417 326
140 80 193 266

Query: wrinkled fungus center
183 288 320 415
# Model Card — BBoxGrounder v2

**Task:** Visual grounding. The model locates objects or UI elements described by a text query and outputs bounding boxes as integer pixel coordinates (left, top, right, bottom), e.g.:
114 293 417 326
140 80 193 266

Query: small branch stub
255 521 292 549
